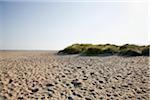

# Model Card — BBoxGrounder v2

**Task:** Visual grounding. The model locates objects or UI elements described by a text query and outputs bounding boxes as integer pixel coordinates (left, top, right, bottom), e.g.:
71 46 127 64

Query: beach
0 51 149 100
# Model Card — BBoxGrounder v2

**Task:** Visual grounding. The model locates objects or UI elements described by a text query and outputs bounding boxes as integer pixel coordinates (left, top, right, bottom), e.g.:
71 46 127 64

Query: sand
0 51 149 100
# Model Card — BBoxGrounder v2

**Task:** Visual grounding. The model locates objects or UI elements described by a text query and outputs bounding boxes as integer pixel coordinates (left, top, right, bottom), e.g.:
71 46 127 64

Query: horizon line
0 0 146 3
0 49 59 51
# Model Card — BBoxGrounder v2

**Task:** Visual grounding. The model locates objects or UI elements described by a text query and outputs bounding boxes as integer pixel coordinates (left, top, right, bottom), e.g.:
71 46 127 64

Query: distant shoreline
0 50 58 52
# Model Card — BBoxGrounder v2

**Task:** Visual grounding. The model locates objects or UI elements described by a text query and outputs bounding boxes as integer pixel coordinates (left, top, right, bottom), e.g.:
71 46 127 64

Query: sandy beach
0 51 149 100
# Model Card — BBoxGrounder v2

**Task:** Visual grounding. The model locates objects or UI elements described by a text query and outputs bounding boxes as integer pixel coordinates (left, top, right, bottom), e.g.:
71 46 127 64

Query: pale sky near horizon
0 0 149 50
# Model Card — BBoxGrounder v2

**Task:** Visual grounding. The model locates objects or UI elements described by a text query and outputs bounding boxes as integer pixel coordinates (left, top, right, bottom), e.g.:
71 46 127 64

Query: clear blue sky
0 0 148 50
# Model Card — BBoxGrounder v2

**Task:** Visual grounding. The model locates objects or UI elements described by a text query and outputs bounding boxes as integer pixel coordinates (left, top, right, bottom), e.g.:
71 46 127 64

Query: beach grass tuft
58 44 149 56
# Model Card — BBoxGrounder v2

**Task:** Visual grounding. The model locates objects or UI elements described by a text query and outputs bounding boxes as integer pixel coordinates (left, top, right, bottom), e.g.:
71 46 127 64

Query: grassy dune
58 44 150 56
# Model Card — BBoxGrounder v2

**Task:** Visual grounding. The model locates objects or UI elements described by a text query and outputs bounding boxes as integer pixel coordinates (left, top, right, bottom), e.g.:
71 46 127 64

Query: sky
0 0 149 50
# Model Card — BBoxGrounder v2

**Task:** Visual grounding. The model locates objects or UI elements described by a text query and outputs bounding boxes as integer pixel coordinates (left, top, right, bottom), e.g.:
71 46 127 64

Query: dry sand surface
0 51 149 100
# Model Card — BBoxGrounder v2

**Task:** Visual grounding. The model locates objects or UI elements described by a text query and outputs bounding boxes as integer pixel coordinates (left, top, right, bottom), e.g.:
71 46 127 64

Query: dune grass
81 44 119 56
58 44 92 54
118 44 142 56
141 45 150 56
58 44 149 56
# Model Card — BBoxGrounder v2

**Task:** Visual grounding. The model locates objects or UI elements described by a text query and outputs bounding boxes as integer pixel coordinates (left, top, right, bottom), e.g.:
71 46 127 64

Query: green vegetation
81 46 104 56
81 44 119 56
58 44 149 56
58 44 92 54
118 44 142 56
141 46 150 56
